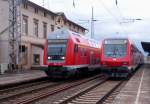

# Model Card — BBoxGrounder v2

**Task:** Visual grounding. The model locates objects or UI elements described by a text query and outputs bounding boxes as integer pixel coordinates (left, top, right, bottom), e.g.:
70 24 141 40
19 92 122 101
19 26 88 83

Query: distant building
0 0 87 70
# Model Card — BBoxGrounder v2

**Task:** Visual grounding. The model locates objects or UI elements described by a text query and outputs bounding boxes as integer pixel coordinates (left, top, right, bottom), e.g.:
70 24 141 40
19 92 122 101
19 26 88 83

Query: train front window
47 40 67 61
104 40 127 58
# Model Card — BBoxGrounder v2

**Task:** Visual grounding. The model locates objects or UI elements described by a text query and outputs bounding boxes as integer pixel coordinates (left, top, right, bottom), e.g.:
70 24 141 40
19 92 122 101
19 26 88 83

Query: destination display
48 39 67 43
104 39 127 44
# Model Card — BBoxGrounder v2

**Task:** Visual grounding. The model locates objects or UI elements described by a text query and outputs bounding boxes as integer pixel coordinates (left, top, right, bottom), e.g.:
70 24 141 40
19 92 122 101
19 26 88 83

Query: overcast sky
30 0 150 54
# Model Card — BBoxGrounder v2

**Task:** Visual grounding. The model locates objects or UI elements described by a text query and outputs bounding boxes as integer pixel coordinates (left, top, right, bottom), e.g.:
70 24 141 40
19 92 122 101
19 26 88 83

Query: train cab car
100 38 143 77
43 28 101 78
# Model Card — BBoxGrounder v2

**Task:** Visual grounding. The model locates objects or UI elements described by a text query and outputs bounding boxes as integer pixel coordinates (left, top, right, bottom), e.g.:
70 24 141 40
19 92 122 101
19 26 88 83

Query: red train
43 29 101 78
100 38 144 77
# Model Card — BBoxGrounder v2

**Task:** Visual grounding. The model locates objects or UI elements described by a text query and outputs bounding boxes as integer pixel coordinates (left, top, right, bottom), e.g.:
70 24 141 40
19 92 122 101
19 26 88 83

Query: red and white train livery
43 29 101 78
100 38 144 77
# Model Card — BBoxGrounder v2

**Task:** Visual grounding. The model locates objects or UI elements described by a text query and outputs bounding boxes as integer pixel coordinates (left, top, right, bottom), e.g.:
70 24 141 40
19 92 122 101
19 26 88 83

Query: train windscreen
104 39 127 58
47 39 67 61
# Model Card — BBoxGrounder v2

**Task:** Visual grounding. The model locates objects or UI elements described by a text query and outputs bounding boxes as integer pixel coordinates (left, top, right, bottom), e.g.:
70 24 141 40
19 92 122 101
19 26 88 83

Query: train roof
47 28 100 49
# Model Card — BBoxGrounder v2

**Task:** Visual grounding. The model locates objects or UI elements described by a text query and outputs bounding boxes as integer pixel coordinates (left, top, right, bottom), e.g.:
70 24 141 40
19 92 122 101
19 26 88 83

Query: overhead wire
97 0 128 35
98 0 121 23
114 0 137 36
113 0 130 36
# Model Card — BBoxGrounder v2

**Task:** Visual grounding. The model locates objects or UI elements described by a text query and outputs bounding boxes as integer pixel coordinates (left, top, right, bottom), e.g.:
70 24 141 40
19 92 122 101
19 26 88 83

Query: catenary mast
8 0 21 70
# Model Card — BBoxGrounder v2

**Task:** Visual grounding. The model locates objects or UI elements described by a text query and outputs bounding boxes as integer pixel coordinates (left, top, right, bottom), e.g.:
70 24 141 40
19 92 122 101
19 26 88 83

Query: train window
80 48 86 57
84 48 86 56
80 48 82 56
131 47 134 53
74 44 78 52
97 58 100 63
76 38 80 42
104 44 127 58
47 44 66 56
80 48 84 56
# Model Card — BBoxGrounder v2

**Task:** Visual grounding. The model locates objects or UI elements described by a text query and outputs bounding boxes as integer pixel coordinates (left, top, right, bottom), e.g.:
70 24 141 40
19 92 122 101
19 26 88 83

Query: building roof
22 0 57 16
55 12 87 31
23 0 87 31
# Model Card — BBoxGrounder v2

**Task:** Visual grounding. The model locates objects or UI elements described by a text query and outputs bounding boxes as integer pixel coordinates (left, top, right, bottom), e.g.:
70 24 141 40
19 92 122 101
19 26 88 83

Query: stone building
0 0 87 70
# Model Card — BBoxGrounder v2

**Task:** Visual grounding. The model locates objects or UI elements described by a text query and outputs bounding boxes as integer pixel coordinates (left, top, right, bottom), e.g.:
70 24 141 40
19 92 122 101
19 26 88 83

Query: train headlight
48 56 51 60
103 62 106 65
123 62 127 65
61 56 65 60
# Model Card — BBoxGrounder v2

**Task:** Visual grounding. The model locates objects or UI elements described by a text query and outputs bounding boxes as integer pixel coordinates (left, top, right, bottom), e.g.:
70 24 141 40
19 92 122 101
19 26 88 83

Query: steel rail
16 74 105 104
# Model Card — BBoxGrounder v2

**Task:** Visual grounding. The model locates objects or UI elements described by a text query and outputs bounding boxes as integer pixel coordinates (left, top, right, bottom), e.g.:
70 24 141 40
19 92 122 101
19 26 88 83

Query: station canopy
141 42 150 56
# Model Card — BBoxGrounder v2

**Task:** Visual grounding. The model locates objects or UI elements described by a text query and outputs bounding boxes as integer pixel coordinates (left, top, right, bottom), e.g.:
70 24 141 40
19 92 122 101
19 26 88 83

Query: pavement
0 69 47 87
113 65 150 104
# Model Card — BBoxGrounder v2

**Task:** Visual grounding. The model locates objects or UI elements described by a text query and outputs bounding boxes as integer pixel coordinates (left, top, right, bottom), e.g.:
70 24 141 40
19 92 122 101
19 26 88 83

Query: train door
90 50 93 65
74 44 78 64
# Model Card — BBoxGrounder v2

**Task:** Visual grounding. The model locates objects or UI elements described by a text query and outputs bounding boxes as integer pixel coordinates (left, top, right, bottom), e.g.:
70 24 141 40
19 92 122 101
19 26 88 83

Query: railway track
0 79 49 93
53 80 127 104
0 79 60 102
0 74 106 104
52 68 141 104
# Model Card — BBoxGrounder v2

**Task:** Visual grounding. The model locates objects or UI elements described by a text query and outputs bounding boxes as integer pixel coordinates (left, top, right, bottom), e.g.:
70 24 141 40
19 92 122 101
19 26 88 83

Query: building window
82 29 84 33
22 15 28 35
51 25 54 32
43 22 47 38
57 27 60 29
44 12 47 17
69 23 71 27
73 25 75 29
77 27 79 32
57 18 61 23
34 8 38 14
51 15 54 20
64 21 66 25
33 19 38 37
19 45 26 53
79 28 82 33
19 45 28 65
23 3 28 9
33 54 40 65
69 27 71 31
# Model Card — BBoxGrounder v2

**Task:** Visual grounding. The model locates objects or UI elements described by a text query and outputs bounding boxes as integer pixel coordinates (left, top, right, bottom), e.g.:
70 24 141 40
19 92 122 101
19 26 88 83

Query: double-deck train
43 29 144 78
43 29 101 78
100 38 144 77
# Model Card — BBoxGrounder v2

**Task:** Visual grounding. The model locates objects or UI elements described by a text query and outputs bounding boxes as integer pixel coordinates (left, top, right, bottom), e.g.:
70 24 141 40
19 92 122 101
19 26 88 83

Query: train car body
100 38 144 77
43 29 101 78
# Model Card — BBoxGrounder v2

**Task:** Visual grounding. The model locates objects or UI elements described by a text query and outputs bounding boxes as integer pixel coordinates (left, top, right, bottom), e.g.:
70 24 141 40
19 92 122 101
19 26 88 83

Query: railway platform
0 69 47 87
113 65 150 104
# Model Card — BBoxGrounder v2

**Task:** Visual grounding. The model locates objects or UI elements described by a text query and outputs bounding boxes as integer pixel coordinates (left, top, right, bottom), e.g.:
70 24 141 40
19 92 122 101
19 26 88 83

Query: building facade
0 0 87 70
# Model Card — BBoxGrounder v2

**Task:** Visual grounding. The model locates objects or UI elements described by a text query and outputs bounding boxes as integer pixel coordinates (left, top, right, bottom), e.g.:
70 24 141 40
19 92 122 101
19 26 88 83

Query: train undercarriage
101 66 133 78
44 65 100 78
